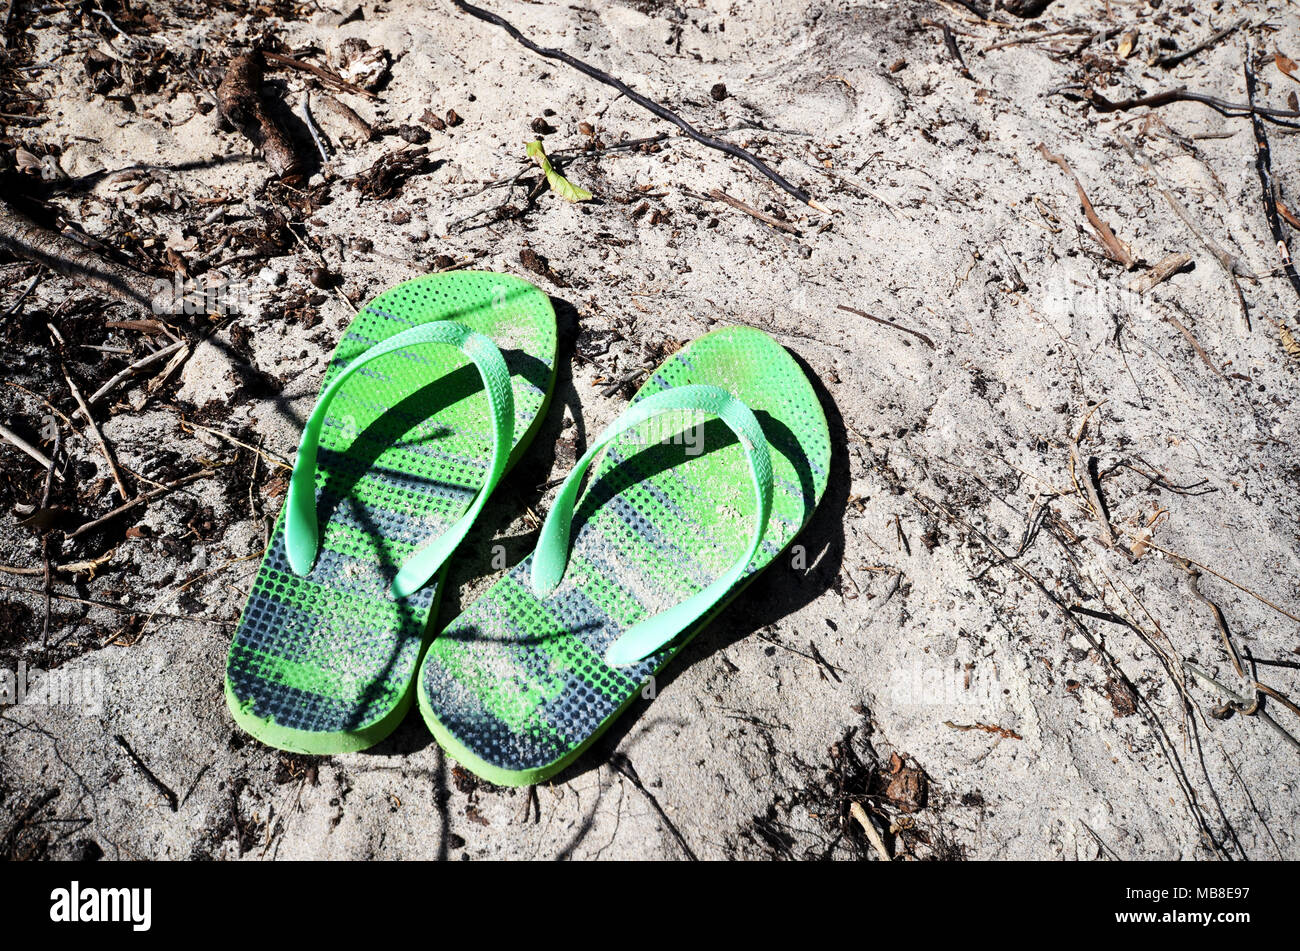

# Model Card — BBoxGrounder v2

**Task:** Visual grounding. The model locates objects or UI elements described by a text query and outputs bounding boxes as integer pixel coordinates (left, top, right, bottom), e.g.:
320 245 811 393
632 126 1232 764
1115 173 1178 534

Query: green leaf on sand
526 139 593 202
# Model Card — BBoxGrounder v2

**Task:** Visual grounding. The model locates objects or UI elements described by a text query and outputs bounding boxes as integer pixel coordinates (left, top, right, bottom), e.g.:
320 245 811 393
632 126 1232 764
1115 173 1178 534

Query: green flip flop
225 272 557 754
417 326 831 785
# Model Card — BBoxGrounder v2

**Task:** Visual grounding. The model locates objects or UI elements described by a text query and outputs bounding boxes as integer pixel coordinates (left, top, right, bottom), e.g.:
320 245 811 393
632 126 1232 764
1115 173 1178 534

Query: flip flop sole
418 326 831 784
225 272 557 754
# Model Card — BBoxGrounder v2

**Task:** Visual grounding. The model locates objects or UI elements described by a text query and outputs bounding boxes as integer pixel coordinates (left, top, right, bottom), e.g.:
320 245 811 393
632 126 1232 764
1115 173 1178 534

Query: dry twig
1037 144 1135 268
0 200 164 312
0 422 52 470
837 304 937 349
1152 18 1246 69
60 361 131 501
1128 253 1191 295
1056 84 1300 124
944 720 1023 739
218 51 304 183
848 801 892 860
68 469 214 539
87 340 186 405
686 187 803 235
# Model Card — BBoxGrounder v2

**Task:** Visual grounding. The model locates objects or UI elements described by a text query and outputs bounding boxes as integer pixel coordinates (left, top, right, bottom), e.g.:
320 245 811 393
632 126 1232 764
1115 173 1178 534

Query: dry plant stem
1068 443 1122 552
1152 18 1246 69
1184 662 1300 754
984 25 1091 51
689 187 802 235
183 421 291 470
218 51 304 183
1255 683 1300 722
914 492 1229 854
991 442 1300 627
450 0 818 208
87 340 186 404
925 20 973 80
263 50 378 101
41 426 59 507
0 422 52 470
61 362 130 501
837 304 937 349
0 579 228 625
848 801 891 860
1150 300 1226 378
0 200 164 312
1037 144 1135 268
1062 85 1300 124
0 554 110 577
40 426 60 646
105 318 170 334
1121 529 1299 626
1118 137 1255 278
4 271 40 316
944 720 1022 739
114 735 178 811
68 470 213 540
1117 135 1253 331
1183 564 1249 683
1129 253 1191 294
1245 54 1300 308
299 93 332 164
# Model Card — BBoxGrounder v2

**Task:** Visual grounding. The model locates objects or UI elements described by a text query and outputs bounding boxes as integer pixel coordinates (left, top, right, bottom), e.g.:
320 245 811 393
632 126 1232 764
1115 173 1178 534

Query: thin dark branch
1245 51 1300 305
1153 17 1246 69
114 734 178 811
450 0 817 207
1054 84 1300 125
837 304 936 349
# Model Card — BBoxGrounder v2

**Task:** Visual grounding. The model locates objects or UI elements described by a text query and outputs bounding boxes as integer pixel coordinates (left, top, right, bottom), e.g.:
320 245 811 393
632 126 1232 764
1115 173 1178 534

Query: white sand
1 0 1298 859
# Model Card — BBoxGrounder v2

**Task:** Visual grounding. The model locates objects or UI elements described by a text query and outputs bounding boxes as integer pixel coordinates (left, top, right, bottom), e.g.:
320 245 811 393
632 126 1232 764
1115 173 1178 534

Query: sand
1 0 1297 859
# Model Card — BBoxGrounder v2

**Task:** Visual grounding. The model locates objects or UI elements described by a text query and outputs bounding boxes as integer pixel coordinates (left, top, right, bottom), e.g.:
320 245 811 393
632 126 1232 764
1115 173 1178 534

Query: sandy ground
1 0 1298 860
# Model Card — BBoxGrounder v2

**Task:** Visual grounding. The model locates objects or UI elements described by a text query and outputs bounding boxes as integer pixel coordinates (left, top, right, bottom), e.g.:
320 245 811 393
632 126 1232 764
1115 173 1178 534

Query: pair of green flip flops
225 272 830 786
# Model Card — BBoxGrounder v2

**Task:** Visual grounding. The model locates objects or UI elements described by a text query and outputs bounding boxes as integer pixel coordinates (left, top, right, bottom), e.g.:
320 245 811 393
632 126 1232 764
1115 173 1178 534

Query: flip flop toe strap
285 320 515 597
529 383 773 666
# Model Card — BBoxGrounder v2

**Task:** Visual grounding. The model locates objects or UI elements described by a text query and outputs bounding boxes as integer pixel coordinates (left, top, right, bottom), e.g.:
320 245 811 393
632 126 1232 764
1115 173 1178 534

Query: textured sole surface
225 272 557 754
419 326 831 785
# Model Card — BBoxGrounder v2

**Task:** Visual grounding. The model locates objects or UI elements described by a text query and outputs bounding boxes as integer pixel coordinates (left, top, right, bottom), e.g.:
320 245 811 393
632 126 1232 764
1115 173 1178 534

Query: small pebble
398 124 431 144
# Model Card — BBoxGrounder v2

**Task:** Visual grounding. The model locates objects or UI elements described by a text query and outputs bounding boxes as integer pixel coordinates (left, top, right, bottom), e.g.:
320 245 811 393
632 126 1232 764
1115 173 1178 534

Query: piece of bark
218 51 304 183
1128 252 1192 295
312 91 373 143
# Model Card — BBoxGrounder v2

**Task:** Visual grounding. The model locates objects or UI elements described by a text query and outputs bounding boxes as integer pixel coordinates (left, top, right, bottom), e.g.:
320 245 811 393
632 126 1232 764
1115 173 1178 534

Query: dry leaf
1117 29 1138 58
1282 323 1300 362
1277 50 1300 83
14 147 42 171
